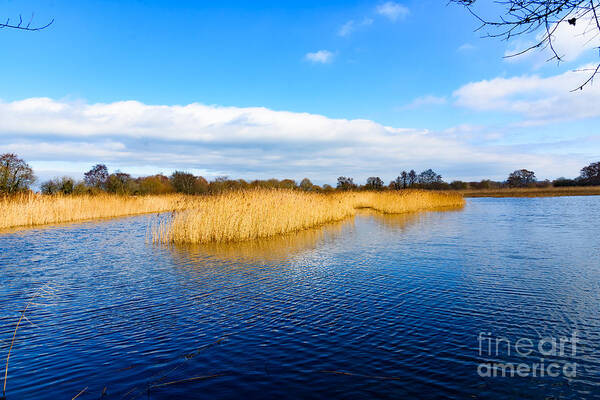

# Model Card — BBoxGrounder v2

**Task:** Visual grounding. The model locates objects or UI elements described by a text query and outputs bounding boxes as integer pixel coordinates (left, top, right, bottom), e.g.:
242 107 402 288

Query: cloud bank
338 18 374 37
0 95 594 183
453 66 600 124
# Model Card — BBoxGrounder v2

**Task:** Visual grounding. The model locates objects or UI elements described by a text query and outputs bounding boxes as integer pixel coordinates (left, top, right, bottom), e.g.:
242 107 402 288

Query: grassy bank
0 193 189 230
153 189 465 244
459 186 600 198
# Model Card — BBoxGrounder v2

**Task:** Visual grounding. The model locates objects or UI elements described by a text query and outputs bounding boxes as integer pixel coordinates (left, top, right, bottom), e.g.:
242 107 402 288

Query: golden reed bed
153 189 465 244
0 193 189 230
0 190 464 242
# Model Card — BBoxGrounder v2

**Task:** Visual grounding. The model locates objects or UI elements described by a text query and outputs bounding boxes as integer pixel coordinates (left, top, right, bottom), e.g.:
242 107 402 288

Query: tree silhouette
408 170 417 187
41 176 75 195
170 171 198 194
337 176 356 190
400 171 408 188
366 176 384 190
507 169 537 187
418 169 443 185
390 176 403 190
0 153 36 194
106 172 133 194
84 164 109 189
580 161 600 185
299 178 313 191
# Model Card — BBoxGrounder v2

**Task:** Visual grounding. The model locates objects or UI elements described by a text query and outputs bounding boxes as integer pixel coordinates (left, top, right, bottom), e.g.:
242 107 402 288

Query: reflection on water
168 218 353 265
1 197 600 399
365 206 464 231
166 209 455 265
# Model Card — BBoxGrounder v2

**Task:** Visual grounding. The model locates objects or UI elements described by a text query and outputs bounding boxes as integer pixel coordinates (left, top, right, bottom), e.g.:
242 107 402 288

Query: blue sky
1 0 599 184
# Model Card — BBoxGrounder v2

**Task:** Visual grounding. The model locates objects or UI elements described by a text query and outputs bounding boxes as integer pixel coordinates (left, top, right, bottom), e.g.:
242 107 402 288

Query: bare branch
452 0 600 89
571 63 600 89
0 13 53 31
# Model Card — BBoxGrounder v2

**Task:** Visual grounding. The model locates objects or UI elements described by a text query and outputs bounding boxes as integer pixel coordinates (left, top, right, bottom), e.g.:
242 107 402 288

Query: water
1 197 599 399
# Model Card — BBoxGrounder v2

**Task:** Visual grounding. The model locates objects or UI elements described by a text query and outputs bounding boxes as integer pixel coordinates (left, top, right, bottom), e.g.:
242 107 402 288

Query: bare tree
0 13 53 31
408 170 417 187
580 161 600 184
299 178 314 191
170 171 197 194
417 169 443 185
390 176 404 190
366 176 384 190
41 176 75 195
400 170 408 188
337 176 356 190
452 0 600 90
84 164 109 189
0 153 36 194
507 169 537 187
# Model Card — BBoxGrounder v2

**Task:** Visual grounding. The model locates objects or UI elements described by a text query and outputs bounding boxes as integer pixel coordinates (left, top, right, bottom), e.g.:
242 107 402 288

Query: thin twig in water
149 374 223 389
21 315 39 328
71 386 88 399
121 336 228 400
2 284 55 398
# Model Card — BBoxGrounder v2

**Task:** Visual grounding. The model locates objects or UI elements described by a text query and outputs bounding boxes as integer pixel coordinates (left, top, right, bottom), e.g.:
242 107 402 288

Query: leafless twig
451 0 600 89
0 13 53 31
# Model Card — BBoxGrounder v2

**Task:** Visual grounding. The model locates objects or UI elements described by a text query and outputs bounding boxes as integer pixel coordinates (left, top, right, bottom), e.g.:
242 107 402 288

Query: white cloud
305 50 334 64
376 2 409 21
453 65 600 123
338 18 374 37
505 14 600 64
458 43 476 52
338 20 356 37
0 97 594 182
404 95 447 109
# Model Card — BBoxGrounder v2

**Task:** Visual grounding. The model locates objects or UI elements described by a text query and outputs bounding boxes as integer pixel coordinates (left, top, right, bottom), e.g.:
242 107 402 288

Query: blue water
1 197 599 399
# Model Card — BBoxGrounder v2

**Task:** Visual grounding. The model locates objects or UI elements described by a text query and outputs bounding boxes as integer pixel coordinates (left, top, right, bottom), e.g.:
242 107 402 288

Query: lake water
1 197 599 399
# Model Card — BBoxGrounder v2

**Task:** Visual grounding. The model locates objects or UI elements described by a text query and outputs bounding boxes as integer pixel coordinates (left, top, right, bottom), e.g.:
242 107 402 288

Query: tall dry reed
152 190 356 244
1 190 464 240
0 193 189 230
350 190 466 214
154 189 465 244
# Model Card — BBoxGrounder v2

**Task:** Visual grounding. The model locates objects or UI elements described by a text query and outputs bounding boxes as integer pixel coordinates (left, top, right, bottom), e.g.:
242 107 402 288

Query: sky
1 0 599 185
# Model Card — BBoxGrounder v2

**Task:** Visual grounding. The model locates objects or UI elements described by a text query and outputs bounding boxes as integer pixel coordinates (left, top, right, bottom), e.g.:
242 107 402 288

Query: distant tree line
1 153 600 195
39 164 321 196
337 169 446 191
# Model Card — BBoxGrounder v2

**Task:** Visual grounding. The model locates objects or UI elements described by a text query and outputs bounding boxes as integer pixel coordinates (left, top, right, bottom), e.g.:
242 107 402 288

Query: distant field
459 186 600 198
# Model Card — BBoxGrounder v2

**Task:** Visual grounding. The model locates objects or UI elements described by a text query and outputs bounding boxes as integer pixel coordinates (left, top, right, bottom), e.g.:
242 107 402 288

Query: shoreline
459 187 600 198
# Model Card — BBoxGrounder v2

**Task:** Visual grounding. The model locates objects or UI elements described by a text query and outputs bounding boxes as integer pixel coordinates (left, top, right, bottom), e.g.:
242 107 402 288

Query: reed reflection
364 206 465 232
166 218 354 266
165 208 459 266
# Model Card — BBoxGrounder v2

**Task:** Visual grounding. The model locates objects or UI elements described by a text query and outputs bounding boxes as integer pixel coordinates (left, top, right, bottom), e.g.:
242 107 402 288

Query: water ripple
0 197 599 399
